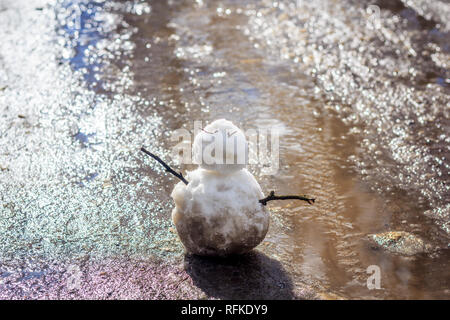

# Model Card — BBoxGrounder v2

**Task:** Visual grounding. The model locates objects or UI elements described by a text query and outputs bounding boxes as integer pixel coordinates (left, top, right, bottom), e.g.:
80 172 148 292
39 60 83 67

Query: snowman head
193 119 248 174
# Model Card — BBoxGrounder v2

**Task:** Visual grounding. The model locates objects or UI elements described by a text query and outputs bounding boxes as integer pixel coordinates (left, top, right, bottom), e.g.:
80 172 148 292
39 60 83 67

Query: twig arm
140 147 189 185
259 191 315 206
140 149 314 205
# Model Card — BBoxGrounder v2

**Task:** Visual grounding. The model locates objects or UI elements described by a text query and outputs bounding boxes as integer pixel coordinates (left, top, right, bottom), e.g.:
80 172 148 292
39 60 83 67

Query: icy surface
0 0 178 291
245 0 450 236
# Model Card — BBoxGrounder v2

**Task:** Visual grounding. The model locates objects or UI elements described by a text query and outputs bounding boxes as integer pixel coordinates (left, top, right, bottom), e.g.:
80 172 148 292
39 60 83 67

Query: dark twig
140 147 189 185
259 191 315 206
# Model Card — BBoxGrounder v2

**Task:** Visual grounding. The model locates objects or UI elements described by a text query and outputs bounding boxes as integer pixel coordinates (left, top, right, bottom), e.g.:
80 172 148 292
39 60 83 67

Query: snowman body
170 119 269 256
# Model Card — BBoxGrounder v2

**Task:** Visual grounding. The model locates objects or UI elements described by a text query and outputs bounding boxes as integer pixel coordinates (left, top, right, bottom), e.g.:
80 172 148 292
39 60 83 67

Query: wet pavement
0 0 449 299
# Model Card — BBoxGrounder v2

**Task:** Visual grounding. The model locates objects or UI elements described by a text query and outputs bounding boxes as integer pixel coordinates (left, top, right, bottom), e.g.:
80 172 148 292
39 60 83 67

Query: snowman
141 119 314 257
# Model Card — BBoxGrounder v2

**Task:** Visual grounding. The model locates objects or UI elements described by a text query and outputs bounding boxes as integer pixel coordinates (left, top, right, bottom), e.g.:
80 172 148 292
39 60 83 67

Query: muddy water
0 0 449 299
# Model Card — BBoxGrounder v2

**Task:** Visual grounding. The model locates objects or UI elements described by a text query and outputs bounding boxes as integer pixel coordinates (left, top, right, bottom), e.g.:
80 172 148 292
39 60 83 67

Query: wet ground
0 0 449 299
